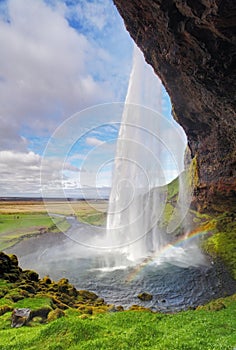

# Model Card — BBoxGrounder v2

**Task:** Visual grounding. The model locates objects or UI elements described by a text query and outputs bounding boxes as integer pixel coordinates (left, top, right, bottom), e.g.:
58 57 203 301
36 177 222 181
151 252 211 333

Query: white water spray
106 45 206 266
106 45 165 261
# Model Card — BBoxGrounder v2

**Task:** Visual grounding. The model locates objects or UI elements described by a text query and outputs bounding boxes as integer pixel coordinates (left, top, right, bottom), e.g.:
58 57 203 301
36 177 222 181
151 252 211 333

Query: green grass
160 203 174 228
0 213 70 250
15 297 53 310
167 176 179 201
77 211 106 226
0 296 235 350
0 213 51 232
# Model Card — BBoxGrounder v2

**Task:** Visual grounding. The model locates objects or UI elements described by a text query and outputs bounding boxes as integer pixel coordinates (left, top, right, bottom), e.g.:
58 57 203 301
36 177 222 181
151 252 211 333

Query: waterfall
106 45 206 267
106 45 166 262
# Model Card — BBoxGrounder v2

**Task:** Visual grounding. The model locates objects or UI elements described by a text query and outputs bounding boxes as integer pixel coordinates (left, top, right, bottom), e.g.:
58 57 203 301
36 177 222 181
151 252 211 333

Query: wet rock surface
113 0 236 211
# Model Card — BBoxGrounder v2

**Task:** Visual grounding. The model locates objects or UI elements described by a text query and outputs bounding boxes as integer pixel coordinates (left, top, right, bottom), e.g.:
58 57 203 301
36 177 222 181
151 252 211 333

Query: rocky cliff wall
113 0 236 211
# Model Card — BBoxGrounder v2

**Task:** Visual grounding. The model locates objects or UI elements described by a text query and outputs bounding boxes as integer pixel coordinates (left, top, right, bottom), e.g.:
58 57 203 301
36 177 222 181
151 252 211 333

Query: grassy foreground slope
0 295 236 350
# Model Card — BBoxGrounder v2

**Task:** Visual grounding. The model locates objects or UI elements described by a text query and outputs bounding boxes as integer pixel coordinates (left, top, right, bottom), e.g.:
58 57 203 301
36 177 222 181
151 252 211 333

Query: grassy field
0 294 235 350
0 213 70 251
0 200 108 216
0 200 108 250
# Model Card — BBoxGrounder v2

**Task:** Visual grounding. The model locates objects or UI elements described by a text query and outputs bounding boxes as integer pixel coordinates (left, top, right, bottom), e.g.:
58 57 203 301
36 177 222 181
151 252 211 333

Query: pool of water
6 220 236 312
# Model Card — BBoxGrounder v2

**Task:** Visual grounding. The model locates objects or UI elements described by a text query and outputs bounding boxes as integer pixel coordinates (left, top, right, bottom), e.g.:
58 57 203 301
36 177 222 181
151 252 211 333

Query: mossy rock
77 290 98 302
51 297 69 310
137 292 153 301
77 305 93 315
94 297 105 306
91 306 108 314
116 305 124 312
107 304 124 313
67 287 78 297
107 304 117 313
129 305 152 312
3 271 20 283
0 252 13 276
41 276 52 285
47 285 59 293
60 293 73 305
0 305 13 316
8 254 18 266
47 308 65 322
18 284 36 294
197 299 226 312
0 252 110 316
23 270 39 282
5 289 25 302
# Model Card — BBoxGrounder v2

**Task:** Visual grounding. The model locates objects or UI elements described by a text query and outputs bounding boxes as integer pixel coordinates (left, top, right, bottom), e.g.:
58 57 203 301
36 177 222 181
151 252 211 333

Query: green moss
202 231 236 279
47 308 65 322
188 155 199 188
163 203 174 224
197 294 236 311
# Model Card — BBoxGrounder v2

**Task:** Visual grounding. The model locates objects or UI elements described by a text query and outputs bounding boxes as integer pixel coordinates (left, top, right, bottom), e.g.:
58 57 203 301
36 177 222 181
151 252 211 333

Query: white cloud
86 137 104 146
76 1 109 31
0 0 121 146
0 149 81 196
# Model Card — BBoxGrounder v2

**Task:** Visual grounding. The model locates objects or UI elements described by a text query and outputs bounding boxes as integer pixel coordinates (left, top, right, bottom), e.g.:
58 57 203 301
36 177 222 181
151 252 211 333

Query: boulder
11 308 31 328
137 292 153 301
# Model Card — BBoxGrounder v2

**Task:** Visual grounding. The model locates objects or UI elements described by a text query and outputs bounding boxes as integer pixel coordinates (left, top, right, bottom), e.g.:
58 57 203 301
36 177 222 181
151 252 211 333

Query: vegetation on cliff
158 161 236 281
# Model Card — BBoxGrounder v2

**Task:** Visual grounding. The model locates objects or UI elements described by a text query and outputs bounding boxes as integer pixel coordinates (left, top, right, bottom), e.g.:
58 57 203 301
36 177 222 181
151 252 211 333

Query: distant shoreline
0 197 109 202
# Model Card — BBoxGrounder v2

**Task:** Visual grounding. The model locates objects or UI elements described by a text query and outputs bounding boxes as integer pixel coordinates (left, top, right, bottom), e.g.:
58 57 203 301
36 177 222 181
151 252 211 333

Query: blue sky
0 0 186 198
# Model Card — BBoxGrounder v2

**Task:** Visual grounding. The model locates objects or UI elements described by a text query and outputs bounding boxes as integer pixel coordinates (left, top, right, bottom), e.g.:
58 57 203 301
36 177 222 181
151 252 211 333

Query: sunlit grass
0 296 235 350
0 213 70 250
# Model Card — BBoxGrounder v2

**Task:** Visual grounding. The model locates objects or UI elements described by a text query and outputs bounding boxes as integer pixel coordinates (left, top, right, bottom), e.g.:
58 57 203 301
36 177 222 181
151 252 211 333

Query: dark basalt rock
138 292 153 301
113 0 236 211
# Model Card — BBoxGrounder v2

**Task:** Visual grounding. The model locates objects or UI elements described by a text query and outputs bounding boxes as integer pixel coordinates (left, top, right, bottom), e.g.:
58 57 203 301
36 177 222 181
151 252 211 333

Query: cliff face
113 0 236 211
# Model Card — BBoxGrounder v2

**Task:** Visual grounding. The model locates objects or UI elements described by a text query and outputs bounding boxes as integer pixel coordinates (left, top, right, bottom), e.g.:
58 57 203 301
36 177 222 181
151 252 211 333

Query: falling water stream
106 45 164 261
106 45 205 266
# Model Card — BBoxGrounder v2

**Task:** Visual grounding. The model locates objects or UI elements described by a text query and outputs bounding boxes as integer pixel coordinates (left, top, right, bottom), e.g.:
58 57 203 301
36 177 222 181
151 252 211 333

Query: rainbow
125 223 214 282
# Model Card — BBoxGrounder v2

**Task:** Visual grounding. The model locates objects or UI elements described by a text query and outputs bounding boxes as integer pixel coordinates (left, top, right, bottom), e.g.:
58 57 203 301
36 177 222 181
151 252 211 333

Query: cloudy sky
0 0 186 198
